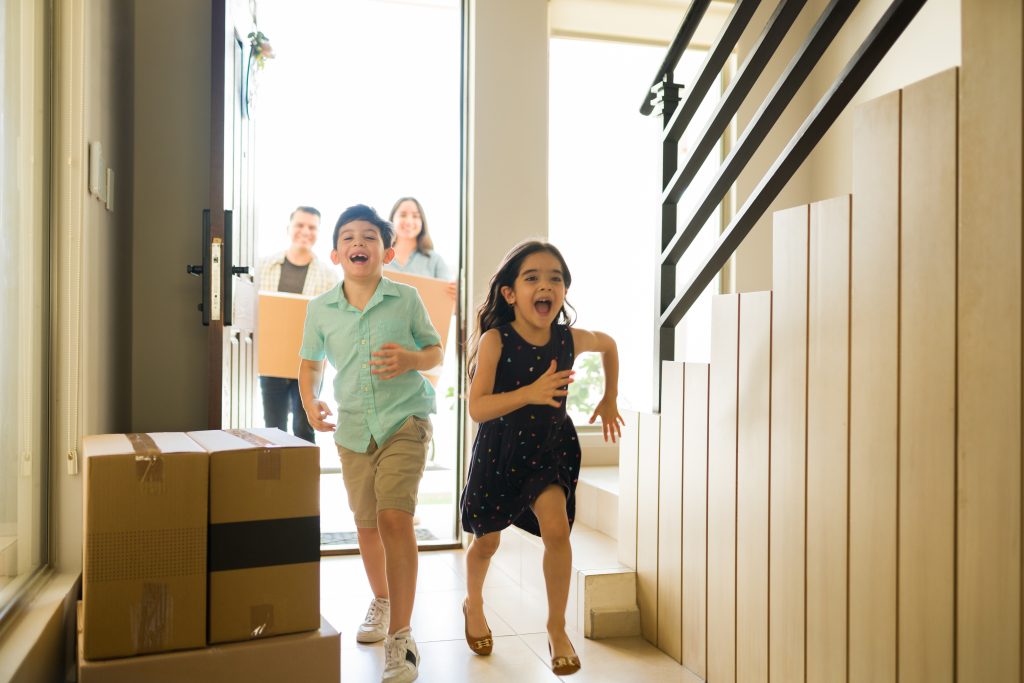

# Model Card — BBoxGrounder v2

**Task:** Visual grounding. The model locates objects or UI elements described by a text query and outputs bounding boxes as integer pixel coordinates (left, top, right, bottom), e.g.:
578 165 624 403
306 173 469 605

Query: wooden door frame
207 0 226 427
208 0 257 427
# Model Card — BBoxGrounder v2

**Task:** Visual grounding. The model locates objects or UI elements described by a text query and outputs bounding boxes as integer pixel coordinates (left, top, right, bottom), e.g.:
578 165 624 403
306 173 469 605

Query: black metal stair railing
644 0 929 408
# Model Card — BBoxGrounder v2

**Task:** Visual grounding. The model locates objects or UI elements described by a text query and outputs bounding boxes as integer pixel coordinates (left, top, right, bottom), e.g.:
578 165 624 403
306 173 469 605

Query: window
0 0 51 620
549 37 720 419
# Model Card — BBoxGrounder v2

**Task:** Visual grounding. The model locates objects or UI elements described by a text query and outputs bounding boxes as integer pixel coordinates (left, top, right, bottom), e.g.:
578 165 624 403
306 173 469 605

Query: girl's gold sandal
549 640 581 675
462 599 493 656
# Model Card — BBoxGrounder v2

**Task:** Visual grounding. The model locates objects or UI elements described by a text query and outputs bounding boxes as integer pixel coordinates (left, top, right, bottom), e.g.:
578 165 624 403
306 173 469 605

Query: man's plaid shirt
257 251 339 296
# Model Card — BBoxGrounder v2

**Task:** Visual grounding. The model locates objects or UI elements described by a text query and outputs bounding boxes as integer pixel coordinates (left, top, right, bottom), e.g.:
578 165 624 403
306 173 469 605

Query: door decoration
243 30 274 118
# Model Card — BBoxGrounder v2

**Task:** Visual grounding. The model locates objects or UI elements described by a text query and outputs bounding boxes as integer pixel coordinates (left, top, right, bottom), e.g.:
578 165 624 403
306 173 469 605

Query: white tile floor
320 549 702 682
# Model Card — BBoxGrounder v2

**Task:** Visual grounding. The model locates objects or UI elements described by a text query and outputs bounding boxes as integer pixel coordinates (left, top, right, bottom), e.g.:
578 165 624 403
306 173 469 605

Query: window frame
0 0 54 629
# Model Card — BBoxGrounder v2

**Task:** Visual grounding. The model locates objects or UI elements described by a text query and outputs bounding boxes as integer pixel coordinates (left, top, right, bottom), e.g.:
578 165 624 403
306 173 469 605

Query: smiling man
256 205 338 442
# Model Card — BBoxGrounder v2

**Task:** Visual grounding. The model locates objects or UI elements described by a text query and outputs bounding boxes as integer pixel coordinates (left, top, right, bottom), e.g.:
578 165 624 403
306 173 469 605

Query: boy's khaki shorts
336 416 432 528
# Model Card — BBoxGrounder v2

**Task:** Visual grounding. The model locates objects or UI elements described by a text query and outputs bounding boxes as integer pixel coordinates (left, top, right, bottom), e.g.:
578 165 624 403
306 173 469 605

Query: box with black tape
81 433 208 660
186 428 320 645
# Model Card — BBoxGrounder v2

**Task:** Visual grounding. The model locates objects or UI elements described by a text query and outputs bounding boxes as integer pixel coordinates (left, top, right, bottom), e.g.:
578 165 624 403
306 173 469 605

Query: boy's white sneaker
356 597 390 643
382 628 419 683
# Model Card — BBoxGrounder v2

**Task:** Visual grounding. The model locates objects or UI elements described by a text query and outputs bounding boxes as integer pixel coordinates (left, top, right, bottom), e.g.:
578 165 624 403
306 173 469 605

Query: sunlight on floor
320 549 700 682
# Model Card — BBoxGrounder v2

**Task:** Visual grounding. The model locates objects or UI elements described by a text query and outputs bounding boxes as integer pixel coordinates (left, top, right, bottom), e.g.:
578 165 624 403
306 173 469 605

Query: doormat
320 528 438 547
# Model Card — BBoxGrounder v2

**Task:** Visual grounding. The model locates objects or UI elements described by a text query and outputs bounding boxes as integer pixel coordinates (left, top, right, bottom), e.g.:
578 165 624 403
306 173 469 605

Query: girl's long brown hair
467 240 575 379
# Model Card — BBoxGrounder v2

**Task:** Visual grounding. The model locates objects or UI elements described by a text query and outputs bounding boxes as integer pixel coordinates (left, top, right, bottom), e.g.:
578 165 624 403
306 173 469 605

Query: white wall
731 1 818 294
549 0 732 46
80 0 134 453
130 0 210 432
732 0 961 292
52 0 135 579
467 0 550 313
805 0 961 201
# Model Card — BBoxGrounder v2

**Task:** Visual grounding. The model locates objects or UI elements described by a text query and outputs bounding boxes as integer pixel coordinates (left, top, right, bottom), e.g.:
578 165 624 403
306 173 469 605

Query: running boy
299 204 442 683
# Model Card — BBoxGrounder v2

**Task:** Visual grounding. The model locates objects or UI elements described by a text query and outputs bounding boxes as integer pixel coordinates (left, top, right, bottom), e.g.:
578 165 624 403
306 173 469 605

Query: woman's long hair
389 196 434 254
467 240 575 379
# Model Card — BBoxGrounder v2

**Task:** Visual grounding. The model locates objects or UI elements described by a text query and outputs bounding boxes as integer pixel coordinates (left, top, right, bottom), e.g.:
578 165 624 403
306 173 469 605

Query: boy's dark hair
467 240 575 379
332 204 395 249
289 205 321 220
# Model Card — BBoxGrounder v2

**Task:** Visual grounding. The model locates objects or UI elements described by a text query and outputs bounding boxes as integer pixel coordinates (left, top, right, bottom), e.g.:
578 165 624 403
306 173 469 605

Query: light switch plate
88 141 104 197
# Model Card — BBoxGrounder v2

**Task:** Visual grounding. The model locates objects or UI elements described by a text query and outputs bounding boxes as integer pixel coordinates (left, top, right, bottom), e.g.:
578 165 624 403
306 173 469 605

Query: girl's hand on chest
522 359 575 408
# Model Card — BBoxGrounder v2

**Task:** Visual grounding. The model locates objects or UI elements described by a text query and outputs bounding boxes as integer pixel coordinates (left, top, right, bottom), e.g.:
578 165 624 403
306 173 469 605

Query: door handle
224 210 234 326
187 210 216 325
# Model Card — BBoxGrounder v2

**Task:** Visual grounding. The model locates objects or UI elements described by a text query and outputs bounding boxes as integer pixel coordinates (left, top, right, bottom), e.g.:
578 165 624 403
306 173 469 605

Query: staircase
486 56 1012 676
620 68 963 681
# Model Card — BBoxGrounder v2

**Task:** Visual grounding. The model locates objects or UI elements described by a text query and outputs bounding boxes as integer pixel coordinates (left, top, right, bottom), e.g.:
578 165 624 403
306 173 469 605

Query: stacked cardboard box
78 603 340 683
187 428 321 643
80 429 334 681
81 433 208 660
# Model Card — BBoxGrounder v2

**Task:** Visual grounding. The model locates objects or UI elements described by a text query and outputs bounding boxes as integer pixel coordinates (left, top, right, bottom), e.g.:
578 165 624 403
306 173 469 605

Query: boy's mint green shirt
300 276 441 452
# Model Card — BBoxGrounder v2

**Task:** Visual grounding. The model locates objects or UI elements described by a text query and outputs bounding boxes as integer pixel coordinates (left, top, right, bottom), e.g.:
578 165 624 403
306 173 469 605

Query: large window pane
254 0 462 549
549 38 720 419
0 0 51 617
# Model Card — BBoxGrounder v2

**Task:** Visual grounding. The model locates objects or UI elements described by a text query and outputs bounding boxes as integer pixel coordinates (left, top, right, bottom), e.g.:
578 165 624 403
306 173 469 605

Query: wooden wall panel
708 294 740 683
682 362 709 676
806 196 850 682
848 90 899 683
958 5 1022 679
618 409 640 569
769 205 809 683
637 412 662 643
899 69 957 683
736 291 771 683
658 362 685 661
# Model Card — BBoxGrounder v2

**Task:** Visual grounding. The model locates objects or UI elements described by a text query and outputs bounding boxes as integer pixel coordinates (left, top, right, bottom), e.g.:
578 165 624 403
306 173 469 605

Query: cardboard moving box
78 603 341 683
257 272 454 382
383 271 455 383
257 291 311 379
383 270 454 352
81 433 208 660
187 428 320 644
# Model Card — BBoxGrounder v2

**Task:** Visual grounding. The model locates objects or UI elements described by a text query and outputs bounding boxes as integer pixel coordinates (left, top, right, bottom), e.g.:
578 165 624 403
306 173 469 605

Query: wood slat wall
958 4 1022 680
900 68 957 683
658 361 686 661
736 291 772 683
806 196 851 682
707 294 740 683
637 412 662 643
769 206 809 683
631 58 1023 683
849 90 899 683
618 409 640 570
682 363 710 677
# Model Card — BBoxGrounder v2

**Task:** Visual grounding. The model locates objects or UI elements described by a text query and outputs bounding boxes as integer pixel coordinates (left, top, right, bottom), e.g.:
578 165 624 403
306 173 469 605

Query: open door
189 0 258 428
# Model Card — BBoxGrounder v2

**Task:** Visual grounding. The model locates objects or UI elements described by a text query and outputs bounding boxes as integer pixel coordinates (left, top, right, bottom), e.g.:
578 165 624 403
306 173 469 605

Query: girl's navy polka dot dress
460 323 581 538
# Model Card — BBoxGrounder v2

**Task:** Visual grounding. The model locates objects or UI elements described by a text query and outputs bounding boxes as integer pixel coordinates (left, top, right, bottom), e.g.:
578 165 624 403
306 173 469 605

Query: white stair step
579 465 619 495
579 431 619 467
576 466 620 539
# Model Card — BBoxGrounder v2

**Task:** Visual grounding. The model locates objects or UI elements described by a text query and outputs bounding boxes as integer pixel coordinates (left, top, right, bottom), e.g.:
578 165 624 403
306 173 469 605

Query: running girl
458 240 623 676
